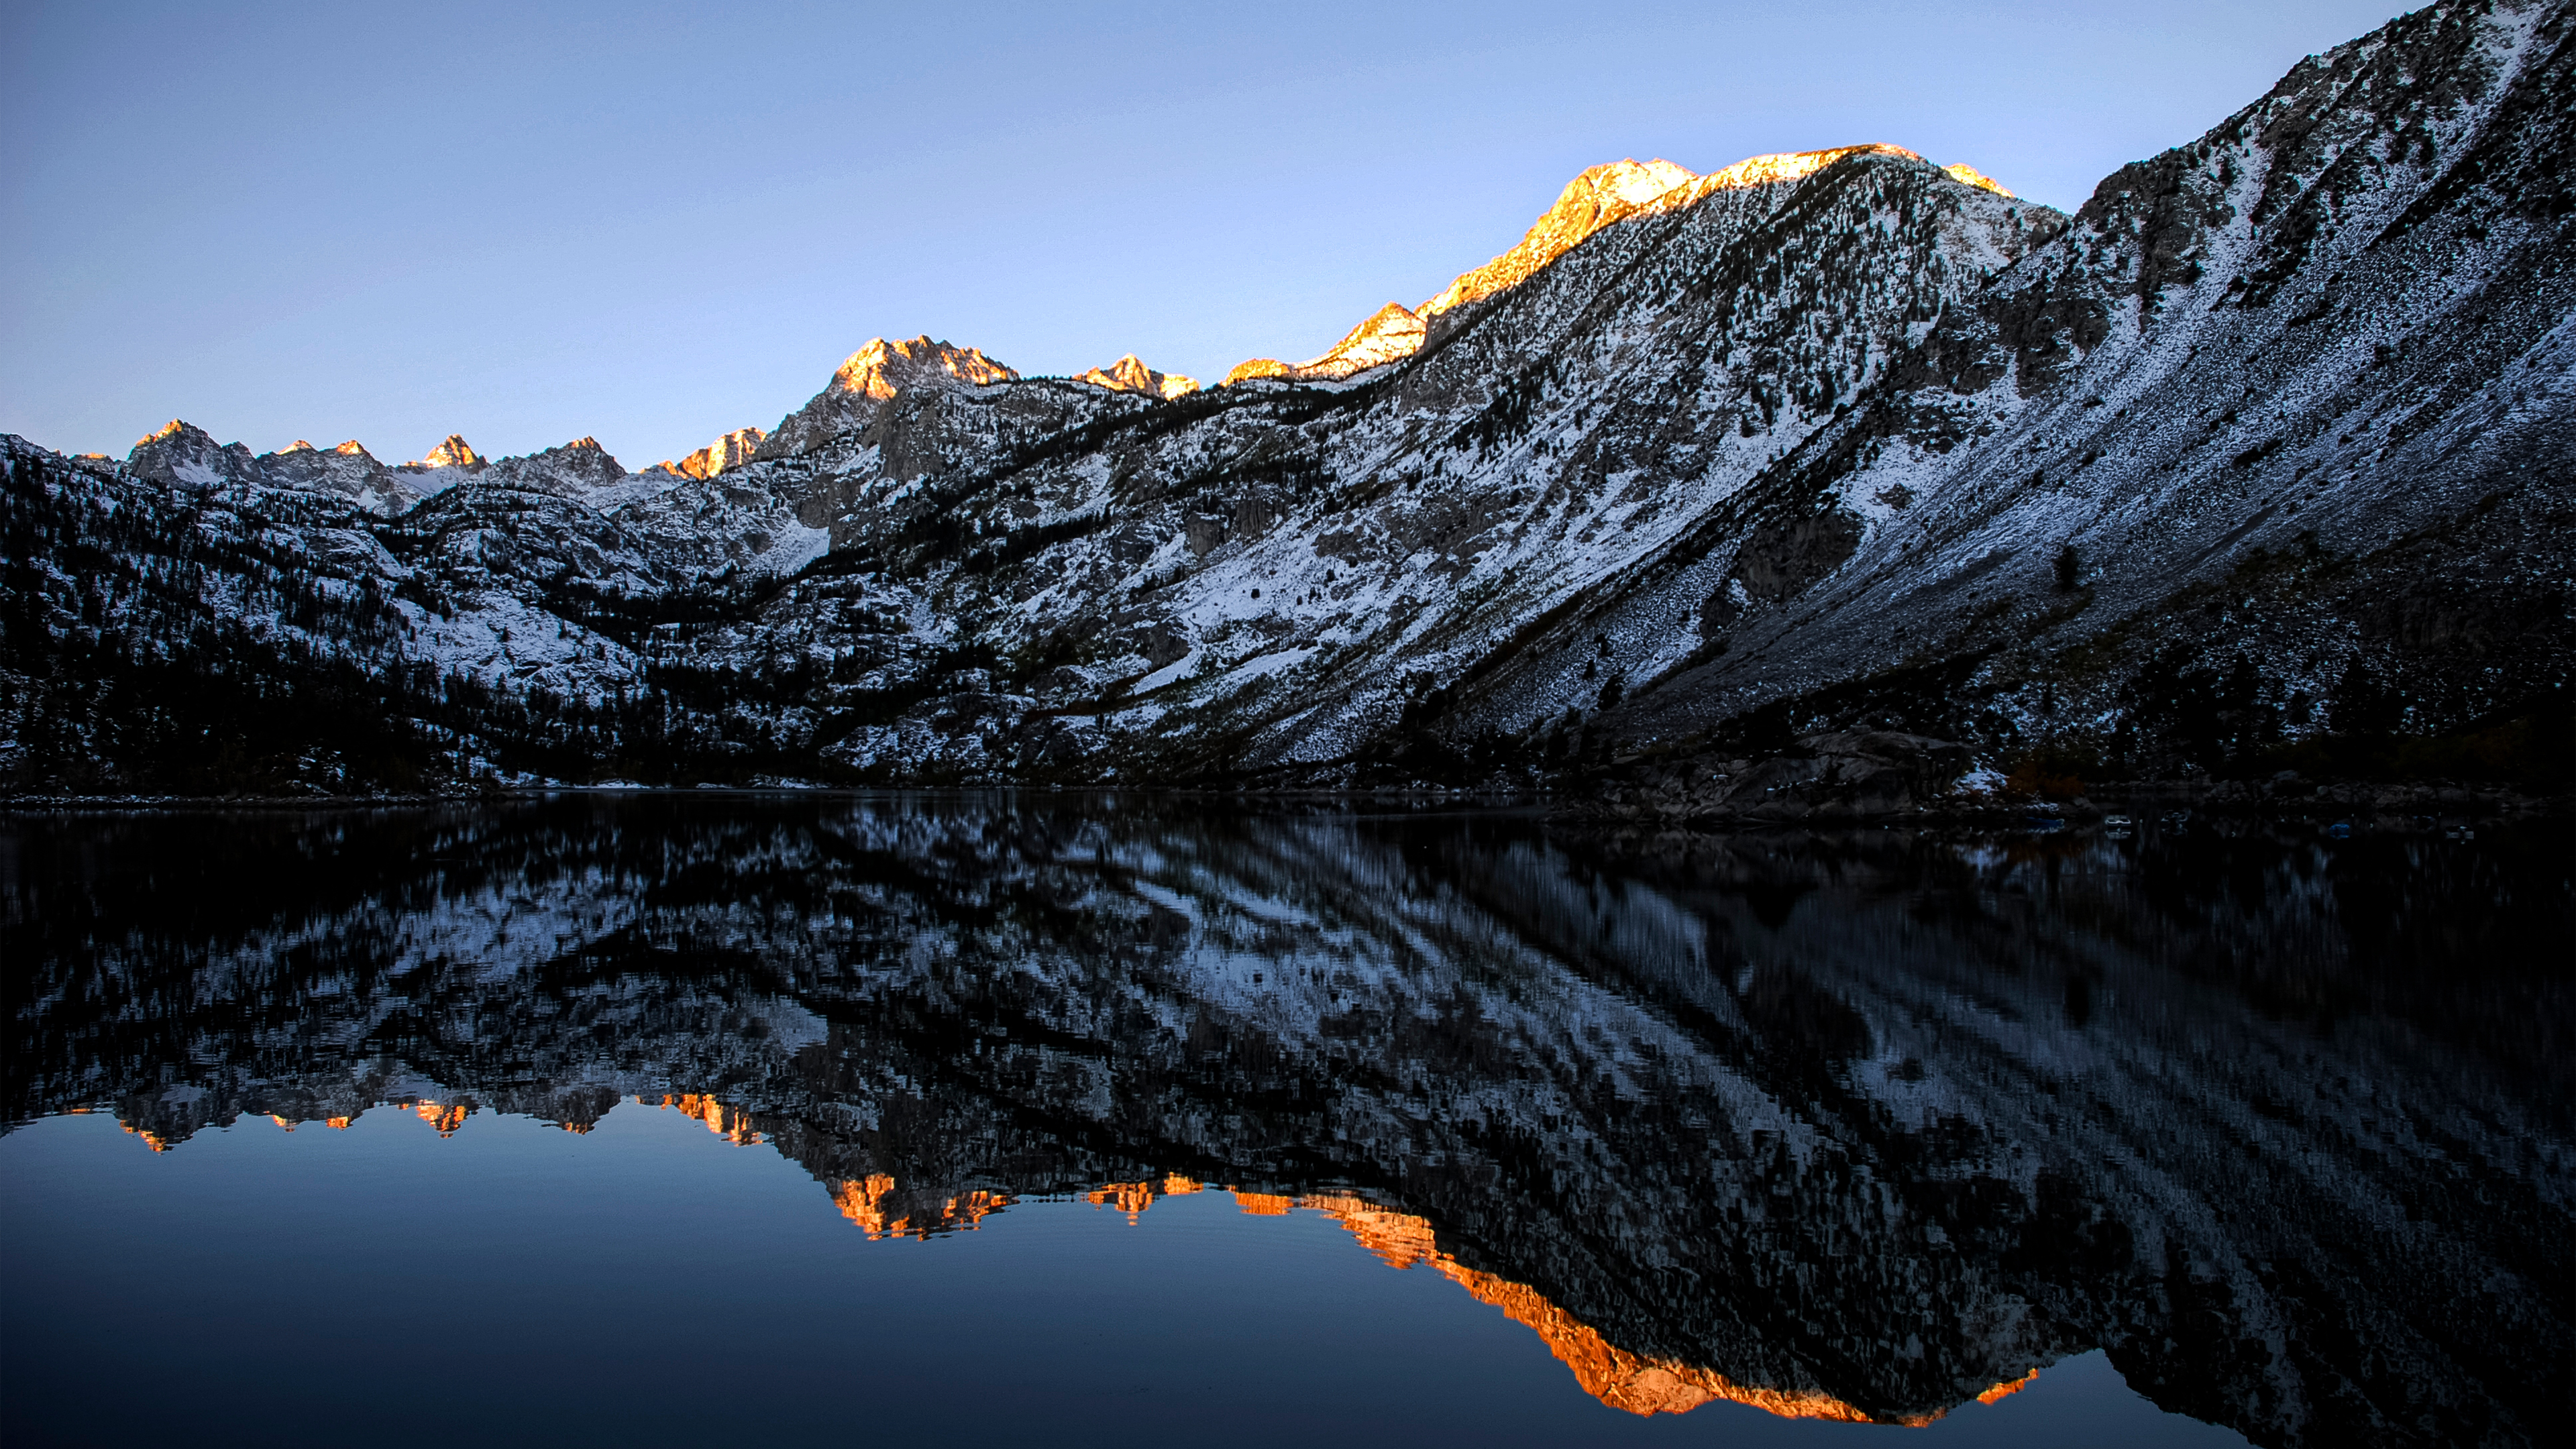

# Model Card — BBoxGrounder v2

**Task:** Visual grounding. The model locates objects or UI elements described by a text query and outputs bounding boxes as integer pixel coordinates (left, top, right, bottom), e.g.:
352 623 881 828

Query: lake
2 796 2566 1447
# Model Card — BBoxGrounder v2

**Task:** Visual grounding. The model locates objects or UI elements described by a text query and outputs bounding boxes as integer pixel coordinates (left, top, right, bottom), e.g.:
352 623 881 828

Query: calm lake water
1 797 2566 1448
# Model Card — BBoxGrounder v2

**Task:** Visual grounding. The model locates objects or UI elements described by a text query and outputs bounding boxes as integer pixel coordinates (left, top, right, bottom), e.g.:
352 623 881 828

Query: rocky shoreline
1572 729 2570 830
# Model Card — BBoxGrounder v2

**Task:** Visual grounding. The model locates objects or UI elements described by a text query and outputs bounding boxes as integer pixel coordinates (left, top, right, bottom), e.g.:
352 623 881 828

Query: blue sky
3 0 2410 470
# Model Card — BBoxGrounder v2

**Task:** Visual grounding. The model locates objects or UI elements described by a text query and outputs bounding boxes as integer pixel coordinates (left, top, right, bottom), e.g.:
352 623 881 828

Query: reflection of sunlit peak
1434 1259 1896 1421
1299 1193 1438 1271
327 1116 352 1130
1976 1367 2040 1403
1231 1190 1293 1216
652 1092 764 1144
833 1174 1014 1240
835 1174 903 1235
415 1101 470 1136
122 1123 173 1152
1289 1189 1919 1424
271 1114 297 1132
1088 1181 1163 1222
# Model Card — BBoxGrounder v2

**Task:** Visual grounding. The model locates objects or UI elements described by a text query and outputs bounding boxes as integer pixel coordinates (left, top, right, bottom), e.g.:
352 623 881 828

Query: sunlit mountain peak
1231 144 2006 390
1941 161 2015 197
1075 354 1199 400
1224 301 1427 386
830 335 1020 403
417 435 483 470
655 425 767 480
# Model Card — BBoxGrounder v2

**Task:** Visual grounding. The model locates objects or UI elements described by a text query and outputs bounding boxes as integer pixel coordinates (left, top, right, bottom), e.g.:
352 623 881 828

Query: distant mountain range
3 0 2568 798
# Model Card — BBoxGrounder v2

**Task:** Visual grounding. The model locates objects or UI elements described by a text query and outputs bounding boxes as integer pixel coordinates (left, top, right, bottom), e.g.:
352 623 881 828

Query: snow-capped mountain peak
759 335 1025 459
417 435 484 470
1076 354 1199 399
124 420 265 491
828 335 1018 403
1940 162 2012 197
480 436 627 495
5 0 2565 802
1417 157 1701 319
1224 303 1428 386
1259 146 2020 388
653 425 768 480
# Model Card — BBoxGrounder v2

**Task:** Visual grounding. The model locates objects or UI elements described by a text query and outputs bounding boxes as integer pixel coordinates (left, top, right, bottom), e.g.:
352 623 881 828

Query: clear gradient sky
4 0 2412 470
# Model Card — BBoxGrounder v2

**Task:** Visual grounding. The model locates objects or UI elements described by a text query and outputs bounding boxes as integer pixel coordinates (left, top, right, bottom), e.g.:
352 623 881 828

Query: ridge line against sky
3 0 2412 469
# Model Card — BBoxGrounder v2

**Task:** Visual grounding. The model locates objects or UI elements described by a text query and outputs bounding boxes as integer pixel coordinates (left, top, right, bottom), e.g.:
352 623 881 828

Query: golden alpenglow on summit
1222 302 1428 385
1226 146 2020 386
654 425 767 479
1075 354 1199 399
1941 161 2015 197
417 434 482 469
828 334 1019 402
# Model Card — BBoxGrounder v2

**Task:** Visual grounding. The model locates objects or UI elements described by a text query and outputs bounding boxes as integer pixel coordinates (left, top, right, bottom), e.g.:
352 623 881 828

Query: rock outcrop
1074 354 1197 398
758 335 1022 460
654 425 766 479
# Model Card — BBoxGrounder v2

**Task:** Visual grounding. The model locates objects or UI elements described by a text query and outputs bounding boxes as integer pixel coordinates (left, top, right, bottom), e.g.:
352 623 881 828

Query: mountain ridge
1 0 2568 801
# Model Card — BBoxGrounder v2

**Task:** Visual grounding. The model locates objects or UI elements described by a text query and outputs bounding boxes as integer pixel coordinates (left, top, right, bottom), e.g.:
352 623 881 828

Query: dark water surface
2 797 2566 1448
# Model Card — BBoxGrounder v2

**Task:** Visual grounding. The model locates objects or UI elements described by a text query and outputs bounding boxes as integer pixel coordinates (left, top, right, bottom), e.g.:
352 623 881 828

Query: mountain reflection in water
2 796 2567 1446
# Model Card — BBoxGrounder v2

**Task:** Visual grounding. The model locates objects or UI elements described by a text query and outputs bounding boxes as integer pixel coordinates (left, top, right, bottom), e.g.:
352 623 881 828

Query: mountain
1075 354 1199 399
652 425 766 480
0 0 2567 797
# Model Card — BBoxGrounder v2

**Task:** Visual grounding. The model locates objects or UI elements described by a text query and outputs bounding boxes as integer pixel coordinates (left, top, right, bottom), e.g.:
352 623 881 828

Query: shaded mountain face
0 0 2568 795
5 799 2565 1444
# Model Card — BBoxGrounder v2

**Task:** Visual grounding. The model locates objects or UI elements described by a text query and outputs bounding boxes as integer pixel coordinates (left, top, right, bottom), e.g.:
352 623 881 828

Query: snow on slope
4 1 2566 793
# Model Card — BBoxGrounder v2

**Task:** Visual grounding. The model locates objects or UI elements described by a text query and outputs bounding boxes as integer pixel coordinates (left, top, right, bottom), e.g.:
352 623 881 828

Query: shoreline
1 777 2562 828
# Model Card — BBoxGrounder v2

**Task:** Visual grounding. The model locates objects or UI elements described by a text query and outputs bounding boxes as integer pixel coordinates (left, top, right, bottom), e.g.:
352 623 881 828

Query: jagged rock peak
1690 143 1899 192
125 420 257 489
1224 303 1428 386
482 435 627 493
140 419 200 445
757 335 1024 461
1941 162 2013 197
417 435 484 470
1075 354 1199 400
1417 158 1699 319
659 425 768 480
828 335 1018 403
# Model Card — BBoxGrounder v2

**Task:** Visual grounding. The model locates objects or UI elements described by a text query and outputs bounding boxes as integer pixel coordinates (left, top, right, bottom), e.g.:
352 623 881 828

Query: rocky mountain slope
1 0 2567 796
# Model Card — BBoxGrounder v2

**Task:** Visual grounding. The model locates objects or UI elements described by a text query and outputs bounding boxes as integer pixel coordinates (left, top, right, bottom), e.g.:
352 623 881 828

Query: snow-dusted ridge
2 0 2568 794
